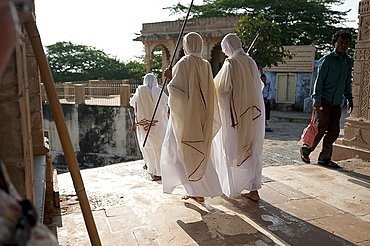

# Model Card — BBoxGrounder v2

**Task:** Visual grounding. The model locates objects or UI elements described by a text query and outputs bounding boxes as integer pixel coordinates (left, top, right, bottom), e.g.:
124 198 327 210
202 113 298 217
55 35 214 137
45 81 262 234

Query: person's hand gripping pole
142 0 194 147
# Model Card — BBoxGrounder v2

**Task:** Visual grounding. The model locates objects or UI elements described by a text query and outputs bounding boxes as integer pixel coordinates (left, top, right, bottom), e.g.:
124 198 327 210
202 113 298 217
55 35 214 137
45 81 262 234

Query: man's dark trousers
301 99 342 162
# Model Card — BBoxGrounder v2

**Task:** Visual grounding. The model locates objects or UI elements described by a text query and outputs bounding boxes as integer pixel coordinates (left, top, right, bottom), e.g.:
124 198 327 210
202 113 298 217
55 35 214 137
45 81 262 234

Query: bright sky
35 0 360 62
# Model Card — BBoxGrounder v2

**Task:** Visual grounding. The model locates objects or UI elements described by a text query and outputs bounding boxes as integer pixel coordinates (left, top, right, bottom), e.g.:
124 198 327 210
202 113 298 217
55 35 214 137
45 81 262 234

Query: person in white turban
130 73 168 181
161 32 222 202
213 33 265 201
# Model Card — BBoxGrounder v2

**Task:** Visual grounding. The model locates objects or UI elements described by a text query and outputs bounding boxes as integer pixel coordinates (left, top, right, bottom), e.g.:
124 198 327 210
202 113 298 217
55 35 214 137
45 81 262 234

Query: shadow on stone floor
177 196 356 246
177 202 275 246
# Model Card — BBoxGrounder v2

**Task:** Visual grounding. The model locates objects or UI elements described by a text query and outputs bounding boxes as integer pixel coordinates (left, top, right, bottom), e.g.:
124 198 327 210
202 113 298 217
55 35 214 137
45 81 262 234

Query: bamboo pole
24 14 102 246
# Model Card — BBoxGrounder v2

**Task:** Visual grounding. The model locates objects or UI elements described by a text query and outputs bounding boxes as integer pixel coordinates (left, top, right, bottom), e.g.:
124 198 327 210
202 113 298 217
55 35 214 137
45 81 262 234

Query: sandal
300 148 310 164
152 175 161 181
318 160 340 168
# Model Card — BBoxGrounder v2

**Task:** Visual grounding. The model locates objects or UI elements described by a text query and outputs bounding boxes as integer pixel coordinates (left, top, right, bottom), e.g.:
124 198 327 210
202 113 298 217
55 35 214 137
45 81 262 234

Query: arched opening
210 43 225 77
150 45 170 83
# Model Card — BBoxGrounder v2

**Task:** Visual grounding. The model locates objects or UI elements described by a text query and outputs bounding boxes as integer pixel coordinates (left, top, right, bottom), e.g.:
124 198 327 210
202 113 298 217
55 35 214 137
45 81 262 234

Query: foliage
135 47 164 83
165 0 357 59
236 14 293 73
150 47 163 81
45 41 146 82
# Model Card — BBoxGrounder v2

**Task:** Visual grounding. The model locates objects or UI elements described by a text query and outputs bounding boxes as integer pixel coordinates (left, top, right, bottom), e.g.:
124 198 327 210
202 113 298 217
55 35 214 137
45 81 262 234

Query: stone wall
43 103 141 170
0 33 35 201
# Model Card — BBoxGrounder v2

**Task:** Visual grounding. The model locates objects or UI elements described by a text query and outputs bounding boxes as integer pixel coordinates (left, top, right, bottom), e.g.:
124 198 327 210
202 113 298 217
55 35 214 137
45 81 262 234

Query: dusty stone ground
44 120 370 239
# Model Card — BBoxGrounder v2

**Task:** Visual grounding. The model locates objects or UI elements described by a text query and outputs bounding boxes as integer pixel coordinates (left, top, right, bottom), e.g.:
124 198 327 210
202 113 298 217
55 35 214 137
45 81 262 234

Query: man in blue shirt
300 30 353 168
261 74 273 132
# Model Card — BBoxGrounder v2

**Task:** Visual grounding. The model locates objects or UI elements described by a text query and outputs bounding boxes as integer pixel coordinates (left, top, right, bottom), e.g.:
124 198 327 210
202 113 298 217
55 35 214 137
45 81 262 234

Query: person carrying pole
160 32 222 202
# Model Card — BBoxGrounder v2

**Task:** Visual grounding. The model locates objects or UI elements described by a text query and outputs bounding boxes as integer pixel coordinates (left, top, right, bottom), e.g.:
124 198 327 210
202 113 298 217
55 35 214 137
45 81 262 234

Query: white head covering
143 73 158 89
221 33 245 57
183 32 203 58
215 33 263 167
166 32 221 181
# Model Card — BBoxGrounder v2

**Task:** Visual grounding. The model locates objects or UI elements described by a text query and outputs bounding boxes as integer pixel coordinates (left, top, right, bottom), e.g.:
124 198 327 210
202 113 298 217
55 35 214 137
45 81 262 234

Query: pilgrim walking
160 32 222 202
130 73 168 181
213 33 265 201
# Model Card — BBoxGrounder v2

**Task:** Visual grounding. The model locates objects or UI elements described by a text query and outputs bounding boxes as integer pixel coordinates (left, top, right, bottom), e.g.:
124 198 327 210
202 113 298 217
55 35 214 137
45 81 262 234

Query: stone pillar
145 43 152 73
333 0 370 161
74 84 85 104
64 82 73 99
120 84 130 106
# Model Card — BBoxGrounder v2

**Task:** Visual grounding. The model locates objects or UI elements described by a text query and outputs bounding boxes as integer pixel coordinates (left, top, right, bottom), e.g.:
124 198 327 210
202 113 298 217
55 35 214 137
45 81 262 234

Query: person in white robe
161 32 222 202
130 73 168 181
213 33 265 201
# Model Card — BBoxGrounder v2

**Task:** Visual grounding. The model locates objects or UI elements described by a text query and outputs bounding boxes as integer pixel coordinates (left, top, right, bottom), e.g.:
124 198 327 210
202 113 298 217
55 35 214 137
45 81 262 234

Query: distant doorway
210 44 225 77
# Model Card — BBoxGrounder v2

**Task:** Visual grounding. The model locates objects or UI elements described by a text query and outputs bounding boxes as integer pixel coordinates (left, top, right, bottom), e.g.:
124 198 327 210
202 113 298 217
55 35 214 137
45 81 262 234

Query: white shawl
130 74 168 150
168 54 221 182
215 35 262 166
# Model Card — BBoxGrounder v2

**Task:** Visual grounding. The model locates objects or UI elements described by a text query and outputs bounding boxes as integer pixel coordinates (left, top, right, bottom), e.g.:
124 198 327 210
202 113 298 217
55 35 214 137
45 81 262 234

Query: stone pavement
49 110 370 246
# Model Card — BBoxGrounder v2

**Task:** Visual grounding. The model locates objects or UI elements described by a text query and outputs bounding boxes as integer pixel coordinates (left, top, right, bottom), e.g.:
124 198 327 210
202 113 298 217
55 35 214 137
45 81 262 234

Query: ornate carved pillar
333 0 370 160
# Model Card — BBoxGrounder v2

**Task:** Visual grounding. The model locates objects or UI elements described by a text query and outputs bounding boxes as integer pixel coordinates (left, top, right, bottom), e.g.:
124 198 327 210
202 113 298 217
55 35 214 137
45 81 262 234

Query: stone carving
354 49 370 60
335 0 370 157
359 0 370 14
344 128 369 149
359 16 370 40
359 62 370 119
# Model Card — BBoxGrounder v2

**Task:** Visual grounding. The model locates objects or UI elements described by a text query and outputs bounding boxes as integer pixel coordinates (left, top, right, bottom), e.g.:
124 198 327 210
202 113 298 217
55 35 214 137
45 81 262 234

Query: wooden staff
143 0 194 147
24 14 102 246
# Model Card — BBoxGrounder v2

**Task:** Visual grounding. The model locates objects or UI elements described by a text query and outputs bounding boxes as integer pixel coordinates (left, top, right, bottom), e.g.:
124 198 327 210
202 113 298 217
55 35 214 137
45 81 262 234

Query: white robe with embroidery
213 52 265 197
161 54 222 197
130 85 168 176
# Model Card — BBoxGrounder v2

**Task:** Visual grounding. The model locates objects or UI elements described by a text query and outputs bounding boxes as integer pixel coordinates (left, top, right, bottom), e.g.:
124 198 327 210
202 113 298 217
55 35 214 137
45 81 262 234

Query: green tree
135 47 164 82
236 14 293 73
45 41 146 82
150 47 163 81
165 0 356 58
125 60 147 80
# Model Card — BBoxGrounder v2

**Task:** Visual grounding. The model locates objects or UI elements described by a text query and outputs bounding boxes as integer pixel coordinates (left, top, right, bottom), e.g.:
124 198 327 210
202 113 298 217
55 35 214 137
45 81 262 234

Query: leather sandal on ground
318 160 341 168
300 148 310 164
152 175 161 181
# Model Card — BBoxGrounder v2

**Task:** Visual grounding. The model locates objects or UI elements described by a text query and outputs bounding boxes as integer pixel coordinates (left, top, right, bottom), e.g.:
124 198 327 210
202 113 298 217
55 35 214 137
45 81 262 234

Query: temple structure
333 0 370 161
0 2 50 220
134 16 242 78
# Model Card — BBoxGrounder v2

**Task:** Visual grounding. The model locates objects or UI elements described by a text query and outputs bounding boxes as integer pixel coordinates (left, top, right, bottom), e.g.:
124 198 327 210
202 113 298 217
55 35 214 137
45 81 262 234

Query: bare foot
241 190 260 202
143 164 148 170
181 196 205 203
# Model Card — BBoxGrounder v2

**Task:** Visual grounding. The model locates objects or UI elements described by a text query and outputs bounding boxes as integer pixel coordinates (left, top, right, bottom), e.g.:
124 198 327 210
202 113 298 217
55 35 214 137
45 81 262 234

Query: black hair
260 74 266 78
331 30 351 47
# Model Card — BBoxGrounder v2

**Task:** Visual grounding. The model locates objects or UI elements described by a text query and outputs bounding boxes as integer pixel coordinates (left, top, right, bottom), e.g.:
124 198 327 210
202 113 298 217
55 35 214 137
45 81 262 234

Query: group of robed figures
130 32 265 202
